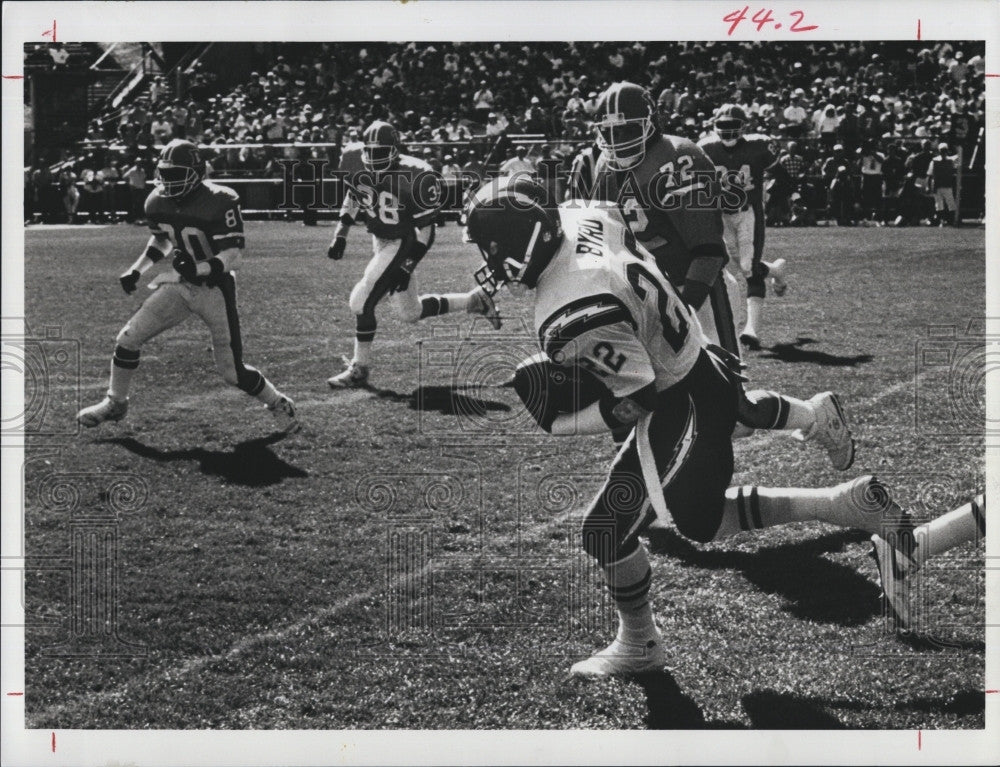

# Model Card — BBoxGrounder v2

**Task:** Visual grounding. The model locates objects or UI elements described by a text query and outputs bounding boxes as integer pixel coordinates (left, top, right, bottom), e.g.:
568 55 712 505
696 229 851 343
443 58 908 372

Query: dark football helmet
362 120 401 173
593 82 659 171
463 176 563 293
714 104 748 145
156 139 206 198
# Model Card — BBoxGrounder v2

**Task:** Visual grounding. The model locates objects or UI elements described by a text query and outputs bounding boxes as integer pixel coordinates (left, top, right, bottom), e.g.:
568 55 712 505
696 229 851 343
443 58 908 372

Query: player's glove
119 269 141 295
171 249 198 281
327 236 347 260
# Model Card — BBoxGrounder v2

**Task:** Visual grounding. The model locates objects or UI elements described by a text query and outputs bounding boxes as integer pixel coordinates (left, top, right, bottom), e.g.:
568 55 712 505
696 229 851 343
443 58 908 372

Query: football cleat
77 396 129 427
268 395 301 434
870 533 919 632
327 357 370 389
570 635 666 678
799 392 855 470
833 475 913 538
768 258 788 297
468 286 502 330
739 331 762 351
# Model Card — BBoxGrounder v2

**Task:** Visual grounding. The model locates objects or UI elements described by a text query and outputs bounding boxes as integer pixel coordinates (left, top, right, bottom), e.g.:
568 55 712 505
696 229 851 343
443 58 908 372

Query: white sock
253 378 282 408
913 496 984 560
785 397 817 432
604 546 658 643
712 481 873 539
744 296 763 336
108 346 140 400
353 339 372 367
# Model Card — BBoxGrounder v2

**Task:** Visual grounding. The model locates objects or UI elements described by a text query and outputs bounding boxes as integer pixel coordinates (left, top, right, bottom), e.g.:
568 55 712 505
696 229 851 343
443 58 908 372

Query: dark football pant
582 350 739 565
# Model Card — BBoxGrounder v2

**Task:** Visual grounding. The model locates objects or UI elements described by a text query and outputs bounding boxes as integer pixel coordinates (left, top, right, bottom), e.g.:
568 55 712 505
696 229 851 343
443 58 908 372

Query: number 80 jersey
145 181 245 260
534 203 706 399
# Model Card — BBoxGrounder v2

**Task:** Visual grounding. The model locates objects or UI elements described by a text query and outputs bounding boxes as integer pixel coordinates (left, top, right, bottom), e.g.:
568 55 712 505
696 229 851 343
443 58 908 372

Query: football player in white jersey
464 177 914 678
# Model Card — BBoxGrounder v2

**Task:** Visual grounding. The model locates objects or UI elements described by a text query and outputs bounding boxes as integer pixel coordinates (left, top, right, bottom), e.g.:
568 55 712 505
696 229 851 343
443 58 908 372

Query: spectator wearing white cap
485 111 508 137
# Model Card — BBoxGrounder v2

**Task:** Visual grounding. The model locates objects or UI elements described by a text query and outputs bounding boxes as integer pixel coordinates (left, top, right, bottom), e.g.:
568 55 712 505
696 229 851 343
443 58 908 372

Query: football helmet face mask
594 82 658 171
156 139 205 199
463 177 563 294
714 104 748 146
362 120 401 173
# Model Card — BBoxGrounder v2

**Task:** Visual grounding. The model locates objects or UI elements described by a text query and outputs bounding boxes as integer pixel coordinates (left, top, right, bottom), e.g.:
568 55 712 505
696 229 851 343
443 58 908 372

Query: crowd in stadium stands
26 40 986 225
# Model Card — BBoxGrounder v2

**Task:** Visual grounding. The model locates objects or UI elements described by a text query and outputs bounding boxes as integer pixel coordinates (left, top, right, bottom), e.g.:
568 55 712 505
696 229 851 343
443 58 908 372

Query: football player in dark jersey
590 82 853 470
699 104 788 348
76 139 299 433
325 120 500 388
464 177 911 677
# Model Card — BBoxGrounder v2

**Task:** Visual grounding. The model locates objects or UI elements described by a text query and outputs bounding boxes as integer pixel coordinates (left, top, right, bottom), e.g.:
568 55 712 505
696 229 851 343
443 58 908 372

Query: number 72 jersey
534 203 706 398
145 181 245 260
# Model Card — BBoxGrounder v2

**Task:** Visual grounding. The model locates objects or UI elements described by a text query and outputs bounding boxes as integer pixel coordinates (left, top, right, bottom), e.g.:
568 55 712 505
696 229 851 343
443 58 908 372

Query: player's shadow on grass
637 670 744 729
757 337 874 367
368 383 512 419
760 688 984 722
643 527 880 625
740 690 846 728
99 434 308 487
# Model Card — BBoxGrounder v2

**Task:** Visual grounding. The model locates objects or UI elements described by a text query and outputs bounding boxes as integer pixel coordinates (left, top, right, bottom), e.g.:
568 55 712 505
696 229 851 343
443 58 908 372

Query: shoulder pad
202 181 240 200
399 154 435 174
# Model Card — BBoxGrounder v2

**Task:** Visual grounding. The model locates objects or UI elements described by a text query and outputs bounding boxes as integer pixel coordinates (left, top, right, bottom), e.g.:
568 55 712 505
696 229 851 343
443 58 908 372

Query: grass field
21 220 986 730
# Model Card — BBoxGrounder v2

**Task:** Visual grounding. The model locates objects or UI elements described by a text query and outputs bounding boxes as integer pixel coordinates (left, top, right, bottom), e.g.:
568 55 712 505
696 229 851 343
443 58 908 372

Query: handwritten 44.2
724 7 818 35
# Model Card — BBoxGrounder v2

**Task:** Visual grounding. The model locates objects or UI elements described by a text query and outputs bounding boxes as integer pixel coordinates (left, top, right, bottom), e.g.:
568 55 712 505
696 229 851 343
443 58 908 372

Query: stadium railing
24 137 984 226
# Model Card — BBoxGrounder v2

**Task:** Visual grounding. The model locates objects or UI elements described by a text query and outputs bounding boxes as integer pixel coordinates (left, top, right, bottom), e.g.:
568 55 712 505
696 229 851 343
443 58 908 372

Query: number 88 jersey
145 181 245 260
534 203 706 399
338 144 442 240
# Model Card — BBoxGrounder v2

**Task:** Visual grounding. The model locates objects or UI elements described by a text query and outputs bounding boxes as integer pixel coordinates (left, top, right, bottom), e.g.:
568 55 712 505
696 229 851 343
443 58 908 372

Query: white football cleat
268 396 301 434
327 357 370 389
469 286 502 330
77 396 128 427
798 392 855 470
569 635 666 678
769 258 788 297
870 533 919 632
